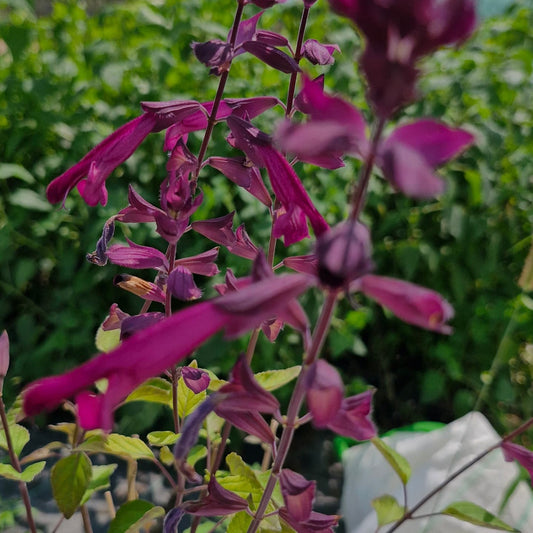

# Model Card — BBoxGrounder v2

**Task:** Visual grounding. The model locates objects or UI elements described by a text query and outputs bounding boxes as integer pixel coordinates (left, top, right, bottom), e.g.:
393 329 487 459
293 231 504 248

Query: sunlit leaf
371 437 411 485
108 500 165 533
441 501 519 531
371 494 404 527
77 433 154 461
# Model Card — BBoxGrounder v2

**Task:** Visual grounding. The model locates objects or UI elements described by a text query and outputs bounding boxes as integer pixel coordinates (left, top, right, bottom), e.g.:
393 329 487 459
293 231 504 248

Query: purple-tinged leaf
273 204 310 246
225 96 282 119
226 115 273 168
280 469 315 521
191 40 233 75
192 212 259 260
382 120 475 168
327 390 377 441
167 266 202 301
316 221 373 289
233 11 263 53
501 442 533 485
186 476 248 516
359 274 454 334
163 507 186 533
216 408 276 444
181 367 210 394
175 248 220 277
113 274 166 304
206 156 272 206
118 185 160 224
283 255 318 276
242 41 300 74
302 39 339 65
86 217 116 266
305 360 344 428
294 74 324 115
106 239 169 270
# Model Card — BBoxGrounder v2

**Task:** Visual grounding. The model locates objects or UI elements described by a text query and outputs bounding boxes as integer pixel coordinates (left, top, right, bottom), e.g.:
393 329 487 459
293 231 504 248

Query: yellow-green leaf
108 500 165 533
228 511 252 533
187 444 207 468
178 376 206 417
95 325 121 353
371 494 404 527
159 445 174 466
124 378 172 406
0 461 45 482
77 434 154 461
441 501 519 532
0 423 29 456
147 431 179 447
254 366 301 391
371 437 411 485
51 452 92 518
81 464 118 505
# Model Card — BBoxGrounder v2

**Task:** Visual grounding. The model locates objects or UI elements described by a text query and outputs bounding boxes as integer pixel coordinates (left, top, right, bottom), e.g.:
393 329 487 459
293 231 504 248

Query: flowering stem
350 117 386 221
0 395 37 533
246 291 338 533
195 0 245 173
387 415 533 532
286 6 310 117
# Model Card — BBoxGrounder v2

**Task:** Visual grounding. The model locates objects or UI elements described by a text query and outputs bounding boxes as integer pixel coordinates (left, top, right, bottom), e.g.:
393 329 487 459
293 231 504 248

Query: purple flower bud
191 40 233 75
185 476 249 516
316 220 373 289
242 41 300 74
0 331 10 388
359 274 454 333
181 367 210 394
86 217 116 266
255 30 290 48
167 266 202 301
326 390 377 441
302 39 339 65
305 360 344 428
163 507 186 533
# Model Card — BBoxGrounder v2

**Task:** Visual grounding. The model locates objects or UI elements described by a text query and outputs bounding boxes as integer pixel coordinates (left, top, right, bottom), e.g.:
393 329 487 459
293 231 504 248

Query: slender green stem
246 291 338 533
285 7 310 117
0 396 37 533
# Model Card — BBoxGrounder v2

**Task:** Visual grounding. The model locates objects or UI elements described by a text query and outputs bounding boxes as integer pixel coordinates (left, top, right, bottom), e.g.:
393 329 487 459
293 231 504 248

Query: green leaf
371 437 412 485
178 375 206 417
124 378 172 406
108 500 165 533
187 444 207 468
0 424 29 456
9 189 52 211
81 464 118 505
147 431 179 447
77 434 154 461
254 366 301 391
51 452 92 518
159 446 174 466
0 461 45 482
441 501 520 532
95 325 121 353
0 163 35 184
371 494 404 527
228 511 252 533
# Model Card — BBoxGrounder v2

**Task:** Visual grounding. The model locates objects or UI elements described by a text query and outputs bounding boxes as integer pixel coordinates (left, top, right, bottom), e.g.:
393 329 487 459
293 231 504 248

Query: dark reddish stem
0 396 37 533
286 6 310 117
195 0 245 173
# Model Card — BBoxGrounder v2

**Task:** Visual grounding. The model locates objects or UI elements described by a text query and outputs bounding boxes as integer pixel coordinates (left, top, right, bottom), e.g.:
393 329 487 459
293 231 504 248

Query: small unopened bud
316 220 373 289
0 331 9 390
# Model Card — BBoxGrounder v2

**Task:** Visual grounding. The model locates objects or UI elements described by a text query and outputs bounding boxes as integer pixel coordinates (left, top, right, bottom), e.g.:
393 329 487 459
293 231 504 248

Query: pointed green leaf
95 325 121 353
228 510 253 533
77 434 154 461
159 445 174 466
81 464 118 505
0 163 35 184
371 437 411 485
147 431 179 447
441 501 519 532
20 441 64 465
187 444 207 468
371 494 404 527
6 394 24 425
0 424 29 456
0 461 45 482
124 378 172 406
108 500 165 533
254 366 301 391
51 452 92 518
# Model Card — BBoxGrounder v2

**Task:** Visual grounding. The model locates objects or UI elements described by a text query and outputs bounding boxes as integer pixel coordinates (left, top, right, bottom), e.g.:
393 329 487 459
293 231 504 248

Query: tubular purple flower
501 442 533 485
242 41 300 73
47 100 203 206
359 274 454 333
23 274 311 430
106 239 169 270
163 507 186 533
167 266 203 301
185 476 249 516
174 248 220 277
280 469 316 522
326 390 377 441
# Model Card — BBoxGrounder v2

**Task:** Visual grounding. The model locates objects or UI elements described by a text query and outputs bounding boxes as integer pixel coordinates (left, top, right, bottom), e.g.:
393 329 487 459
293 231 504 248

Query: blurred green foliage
0 0 532 436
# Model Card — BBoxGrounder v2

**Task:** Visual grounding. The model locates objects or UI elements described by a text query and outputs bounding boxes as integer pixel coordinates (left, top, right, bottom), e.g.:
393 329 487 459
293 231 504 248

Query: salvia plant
1 0 533 532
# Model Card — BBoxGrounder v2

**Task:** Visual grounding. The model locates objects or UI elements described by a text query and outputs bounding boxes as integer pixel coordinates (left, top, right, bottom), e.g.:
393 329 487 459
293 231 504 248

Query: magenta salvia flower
185 476 248 516
192 40 233 75
47 100 202 206
181 366 210 394
0 330 9 389
301 39 340 65
326 390 377 441
501 442 533 485
378 120 475 198
106 239 169 270
23 273 311 430
359 274 455 333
